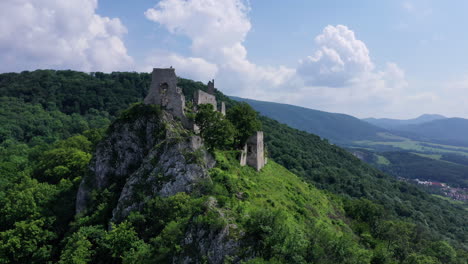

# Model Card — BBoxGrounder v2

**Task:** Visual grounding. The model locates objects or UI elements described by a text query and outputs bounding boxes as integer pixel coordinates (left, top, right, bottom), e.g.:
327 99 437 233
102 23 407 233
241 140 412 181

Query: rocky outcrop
111 134 215 222
174 197 242 264
75 100 244 263
76 105 215 217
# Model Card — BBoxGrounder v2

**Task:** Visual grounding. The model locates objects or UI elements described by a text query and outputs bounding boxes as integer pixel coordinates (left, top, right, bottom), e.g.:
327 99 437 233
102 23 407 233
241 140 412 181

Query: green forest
0 70 467 263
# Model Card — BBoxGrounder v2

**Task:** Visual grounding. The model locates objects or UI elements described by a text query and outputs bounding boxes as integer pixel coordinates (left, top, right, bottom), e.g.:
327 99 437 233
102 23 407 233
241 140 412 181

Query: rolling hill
363 114 446 130
231 96 386 143
392 118 468 146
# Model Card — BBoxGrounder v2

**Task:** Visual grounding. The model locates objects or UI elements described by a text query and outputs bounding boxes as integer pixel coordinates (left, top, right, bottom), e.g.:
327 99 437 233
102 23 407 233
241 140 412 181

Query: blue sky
2 0 468 119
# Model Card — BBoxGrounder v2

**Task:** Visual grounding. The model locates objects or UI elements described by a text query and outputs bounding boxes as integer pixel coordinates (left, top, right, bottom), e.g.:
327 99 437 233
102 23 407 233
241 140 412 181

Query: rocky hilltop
72 68 369 263
76 104 215 219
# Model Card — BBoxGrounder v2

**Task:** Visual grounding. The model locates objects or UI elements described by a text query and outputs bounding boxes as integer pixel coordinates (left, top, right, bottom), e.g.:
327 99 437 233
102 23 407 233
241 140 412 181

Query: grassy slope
209 151 370 262
259 117 467 245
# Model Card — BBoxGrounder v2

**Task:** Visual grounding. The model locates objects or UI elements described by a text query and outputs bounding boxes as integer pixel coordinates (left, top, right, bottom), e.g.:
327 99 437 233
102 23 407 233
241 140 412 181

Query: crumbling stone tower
144 68 186 120
245 131 266 171
194 89 217 111
207 79 215 94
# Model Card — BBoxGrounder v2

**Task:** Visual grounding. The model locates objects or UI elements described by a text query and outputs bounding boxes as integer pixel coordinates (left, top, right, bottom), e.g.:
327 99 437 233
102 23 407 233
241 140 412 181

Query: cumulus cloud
145 0 295 94
0 0 133 72
297 25 375 87
142 51 218 81
144 1 416 118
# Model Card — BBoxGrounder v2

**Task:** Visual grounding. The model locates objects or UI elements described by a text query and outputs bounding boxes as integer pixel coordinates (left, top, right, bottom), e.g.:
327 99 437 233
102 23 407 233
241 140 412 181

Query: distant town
399 178 468 202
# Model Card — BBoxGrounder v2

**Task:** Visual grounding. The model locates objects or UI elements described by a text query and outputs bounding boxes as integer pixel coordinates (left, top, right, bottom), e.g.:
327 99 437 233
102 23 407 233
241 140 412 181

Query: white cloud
144 2 420 118
145 0 295 95
402 2 414 11
142 51 218 81
0 0 133 73
297 25 375 87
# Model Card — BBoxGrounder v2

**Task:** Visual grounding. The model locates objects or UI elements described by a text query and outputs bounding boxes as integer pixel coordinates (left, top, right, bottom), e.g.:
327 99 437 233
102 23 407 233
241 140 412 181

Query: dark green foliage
0 97 111 145
195 104 235 150
0 71 466 263
0 218 56 263
33 136 92 184
0 70 151 115
0 117 102 264
377 152 468 187
260 117 467 246
226 102 262 146
231 96 385 143
115 102 161 122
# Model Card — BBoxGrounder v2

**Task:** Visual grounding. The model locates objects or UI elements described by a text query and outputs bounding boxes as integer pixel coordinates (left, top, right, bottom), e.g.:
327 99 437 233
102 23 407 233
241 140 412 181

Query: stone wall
207 79 215 94
144 68 186 120
221 102 226 116
194 89 217 111
246 131 265 171
239 144 247 166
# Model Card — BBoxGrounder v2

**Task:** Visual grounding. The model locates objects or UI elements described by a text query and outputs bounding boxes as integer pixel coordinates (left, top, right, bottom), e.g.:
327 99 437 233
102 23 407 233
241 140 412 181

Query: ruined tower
245 131 266 171
194 79 217 111
194 90 217 111
144 68 186 120
207 79 215 95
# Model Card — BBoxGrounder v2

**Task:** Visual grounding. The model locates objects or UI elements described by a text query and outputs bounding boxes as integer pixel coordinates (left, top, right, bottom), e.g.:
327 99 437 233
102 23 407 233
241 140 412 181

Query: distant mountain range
390 118 468 146
230 96 386 143
231 96 468 190
232 96 468 147
363 114 446 130
364 115 468 146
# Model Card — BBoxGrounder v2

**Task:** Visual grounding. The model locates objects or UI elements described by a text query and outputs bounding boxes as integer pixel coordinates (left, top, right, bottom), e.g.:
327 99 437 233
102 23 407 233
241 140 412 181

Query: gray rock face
76 112 164 214
75 97 243 263
75 109 215 217
112 134 215 222
174 197 241 264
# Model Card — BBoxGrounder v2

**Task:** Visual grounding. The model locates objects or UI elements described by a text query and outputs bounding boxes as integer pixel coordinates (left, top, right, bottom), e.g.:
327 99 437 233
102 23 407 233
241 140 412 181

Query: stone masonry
145 67 266 171
207 79 215 94
243 131 265 171
221 102 226 116
194 89 217 111
144 68 186 120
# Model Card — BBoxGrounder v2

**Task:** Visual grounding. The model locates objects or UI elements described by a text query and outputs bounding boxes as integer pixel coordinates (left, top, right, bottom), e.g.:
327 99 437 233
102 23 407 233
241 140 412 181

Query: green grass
354 139 468 156
376 155 391 165
431 195 468 211
412 152 442 160
211 151 344 226
376 132 408 141
205 151 372 262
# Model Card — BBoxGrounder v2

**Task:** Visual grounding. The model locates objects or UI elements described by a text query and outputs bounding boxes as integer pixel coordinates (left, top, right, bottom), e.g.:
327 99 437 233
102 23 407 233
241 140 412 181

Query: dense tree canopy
0 70 466 263
226 102 262 147
194 104 236 150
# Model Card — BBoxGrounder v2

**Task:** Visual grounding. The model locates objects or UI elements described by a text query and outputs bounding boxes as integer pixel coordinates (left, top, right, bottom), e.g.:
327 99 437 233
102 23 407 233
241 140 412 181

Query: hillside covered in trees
0 70 466 263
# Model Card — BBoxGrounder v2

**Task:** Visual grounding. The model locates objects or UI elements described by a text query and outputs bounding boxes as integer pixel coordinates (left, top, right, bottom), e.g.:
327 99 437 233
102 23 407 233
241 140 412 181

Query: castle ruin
145 68 266 171
244 131 266 171
144 68 186 120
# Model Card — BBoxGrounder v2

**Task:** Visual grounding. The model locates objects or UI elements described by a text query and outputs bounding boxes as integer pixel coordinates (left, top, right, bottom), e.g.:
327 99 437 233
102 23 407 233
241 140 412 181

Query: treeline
0 70 466 263
377 152 468 188
0 70 150 115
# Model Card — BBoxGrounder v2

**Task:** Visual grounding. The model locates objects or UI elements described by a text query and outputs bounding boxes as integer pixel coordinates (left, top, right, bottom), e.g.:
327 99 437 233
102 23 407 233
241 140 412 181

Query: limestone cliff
76 104 215 218
74 103 250 263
